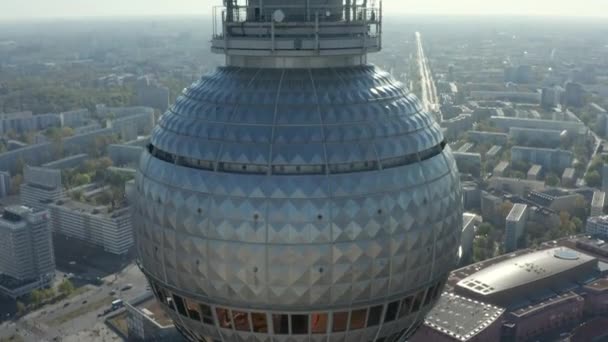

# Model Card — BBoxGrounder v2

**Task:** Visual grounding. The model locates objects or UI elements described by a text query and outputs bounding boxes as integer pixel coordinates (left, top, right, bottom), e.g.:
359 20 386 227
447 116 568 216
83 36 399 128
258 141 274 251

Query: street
415 31 442 122
0 262 149 342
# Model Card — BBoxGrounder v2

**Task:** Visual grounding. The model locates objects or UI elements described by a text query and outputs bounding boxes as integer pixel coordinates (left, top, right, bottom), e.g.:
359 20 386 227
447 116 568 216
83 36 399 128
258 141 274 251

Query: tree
511 171 526 180
511 160 530 172
546 174 560 187
574 162 586 176
559 211 577 236
98 157 113 170
16 301 26 316
15 157 25 175
574 196 589 220
58 279 75 296
72 173 91 187
9 174 23 195
572 217 584 233
477 223 495 236
473 236 489 262
42 287 55 300
61 127 74 138
29 289 43 306
500 201 514 220
585 171 601 187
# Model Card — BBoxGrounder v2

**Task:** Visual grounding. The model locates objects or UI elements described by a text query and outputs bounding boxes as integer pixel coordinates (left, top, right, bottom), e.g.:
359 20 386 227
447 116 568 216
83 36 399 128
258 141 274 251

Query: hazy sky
1 0 608 20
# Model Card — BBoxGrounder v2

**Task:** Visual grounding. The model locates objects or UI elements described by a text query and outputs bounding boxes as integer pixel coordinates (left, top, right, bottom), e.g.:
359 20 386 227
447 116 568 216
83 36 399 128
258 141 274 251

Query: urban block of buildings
48 197 133 255
415 245 608 342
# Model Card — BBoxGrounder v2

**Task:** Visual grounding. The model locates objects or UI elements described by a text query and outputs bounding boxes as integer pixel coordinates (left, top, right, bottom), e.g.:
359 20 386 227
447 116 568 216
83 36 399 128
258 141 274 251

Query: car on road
121 284 133 291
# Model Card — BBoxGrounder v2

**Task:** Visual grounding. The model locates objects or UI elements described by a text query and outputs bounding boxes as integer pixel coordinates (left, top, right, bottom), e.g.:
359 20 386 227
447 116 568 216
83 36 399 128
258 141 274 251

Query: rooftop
562 168 576 179
587 216 608 226
590 103 607 114
447 249 535 290
493 161 509 173
463 213 478 230
52 198 130 219
584 277 608 291
456 247 596 298
511 291 583 318
526 188 578 207
457 143 474 153
527 164 542 175
0 205 43 225
592 191 605 208
424 293 504 342
506 203 527 222
486 145 502 156
512 146 571 153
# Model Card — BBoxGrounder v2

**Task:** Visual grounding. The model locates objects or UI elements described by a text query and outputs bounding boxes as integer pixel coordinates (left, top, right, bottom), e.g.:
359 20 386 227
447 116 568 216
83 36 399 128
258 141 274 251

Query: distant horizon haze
1 0 608 20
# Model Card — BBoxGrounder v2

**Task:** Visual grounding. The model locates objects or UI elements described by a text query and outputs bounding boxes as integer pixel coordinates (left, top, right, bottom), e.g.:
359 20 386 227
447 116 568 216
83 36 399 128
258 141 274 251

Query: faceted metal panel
134 64 462 341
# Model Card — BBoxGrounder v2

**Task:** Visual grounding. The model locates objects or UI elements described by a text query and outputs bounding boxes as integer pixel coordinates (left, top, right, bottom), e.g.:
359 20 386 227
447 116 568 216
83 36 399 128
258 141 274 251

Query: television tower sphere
133 1 463 341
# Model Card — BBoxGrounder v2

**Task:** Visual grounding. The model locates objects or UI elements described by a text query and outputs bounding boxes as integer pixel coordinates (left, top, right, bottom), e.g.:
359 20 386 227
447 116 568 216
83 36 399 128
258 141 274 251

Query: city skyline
2 0 608 20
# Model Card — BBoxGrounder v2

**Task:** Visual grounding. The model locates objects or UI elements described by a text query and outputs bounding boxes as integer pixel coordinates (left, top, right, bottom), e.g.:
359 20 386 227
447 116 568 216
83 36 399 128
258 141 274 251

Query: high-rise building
591 191 606 217
511 147 573 174
20 166 64 210
586 216 608 239
132 1 463 341
541 86 563 109
0 170 11 198
564 82 585 108
136 76 170 112
453 152 482 178
0 206 55 298
603 164 608 193
505 204 528 252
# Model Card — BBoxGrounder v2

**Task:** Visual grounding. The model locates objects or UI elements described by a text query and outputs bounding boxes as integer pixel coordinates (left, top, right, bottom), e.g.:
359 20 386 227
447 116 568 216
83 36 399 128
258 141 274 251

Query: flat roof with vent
456 247 597 302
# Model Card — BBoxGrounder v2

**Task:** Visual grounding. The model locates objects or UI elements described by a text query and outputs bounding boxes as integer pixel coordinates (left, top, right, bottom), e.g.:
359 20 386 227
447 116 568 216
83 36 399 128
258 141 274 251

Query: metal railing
212 1 382 39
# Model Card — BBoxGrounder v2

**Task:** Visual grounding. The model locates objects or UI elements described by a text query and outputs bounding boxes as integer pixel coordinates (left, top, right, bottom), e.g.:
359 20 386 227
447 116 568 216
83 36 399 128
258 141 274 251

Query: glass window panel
232 310 251 332
384 301 399 322
367 305 383 327
157 287 167 304
200 304 214 325
272 314 289 334
167 296 175 311
412 290 426 313
185 298 201 321
399 296 414 318
251 312 268 333
425 284 437 305
311 313 328 334
433 281 444 299
216 308 233 329
350 309 367 330
172 294 188 317
332 311 349 332
291 314 309 334
387 332 401 342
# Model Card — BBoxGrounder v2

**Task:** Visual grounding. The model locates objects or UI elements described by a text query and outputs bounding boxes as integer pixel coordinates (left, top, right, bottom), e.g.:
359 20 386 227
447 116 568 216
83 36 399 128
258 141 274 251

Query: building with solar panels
132 1 463 341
